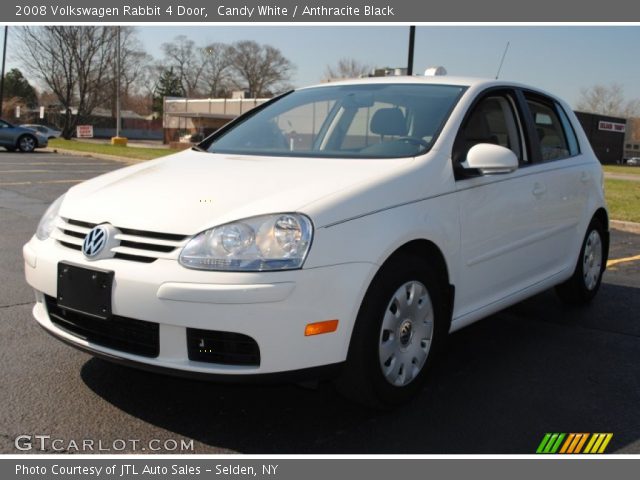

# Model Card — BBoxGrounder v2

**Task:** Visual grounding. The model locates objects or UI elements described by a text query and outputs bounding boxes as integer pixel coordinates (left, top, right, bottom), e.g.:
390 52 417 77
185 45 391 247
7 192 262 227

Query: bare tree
18 26 118 138
577 84 640 118
103 27 153 116
324 58 371 81
161 35 207 97
228 40 294 98
202 42 232 97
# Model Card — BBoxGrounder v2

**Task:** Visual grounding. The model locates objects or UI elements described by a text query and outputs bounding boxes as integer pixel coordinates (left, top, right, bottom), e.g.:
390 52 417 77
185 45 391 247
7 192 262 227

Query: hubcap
583 229 603 291
378 281 434 387
21 137 35 151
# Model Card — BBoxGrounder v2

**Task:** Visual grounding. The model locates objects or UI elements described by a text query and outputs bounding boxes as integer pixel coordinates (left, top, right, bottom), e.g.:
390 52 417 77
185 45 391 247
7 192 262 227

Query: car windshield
205 83 466 159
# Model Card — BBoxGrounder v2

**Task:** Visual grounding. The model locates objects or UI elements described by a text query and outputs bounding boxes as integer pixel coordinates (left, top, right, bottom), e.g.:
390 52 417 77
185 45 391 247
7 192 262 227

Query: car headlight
36 194 65 240
179 213 313 271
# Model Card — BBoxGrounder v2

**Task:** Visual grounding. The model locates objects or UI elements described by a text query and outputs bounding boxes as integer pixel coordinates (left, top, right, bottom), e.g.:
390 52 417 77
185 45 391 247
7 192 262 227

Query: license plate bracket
57 262 114 320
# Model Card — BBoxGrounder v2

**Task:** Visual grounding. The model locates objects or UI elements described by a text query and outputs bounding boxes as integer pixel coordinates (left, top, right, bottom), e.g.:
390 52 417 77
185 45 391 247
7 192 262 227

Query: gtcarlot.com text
14 434 194 452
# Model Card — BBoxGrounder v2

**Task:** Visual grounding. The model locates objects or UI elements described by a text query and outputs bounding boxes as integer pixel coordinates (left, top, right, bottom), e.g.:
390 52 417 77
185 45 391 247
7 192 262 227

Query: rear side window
524 95 579 161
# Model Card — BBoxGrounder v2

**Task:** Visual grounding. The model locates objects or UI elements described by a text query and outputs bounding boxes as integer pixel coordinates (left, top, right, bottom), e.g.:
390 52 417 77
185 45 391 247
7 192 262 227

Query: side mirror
461 143 518 175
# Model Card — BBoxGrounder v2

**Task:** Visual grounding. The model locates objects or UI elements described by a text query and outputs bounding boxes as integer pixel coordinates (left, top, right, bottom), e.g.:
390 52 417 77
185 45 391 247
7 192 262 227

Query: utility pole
407 26 416 76
0 27 8 116
111 26 127 145
116 25 121 137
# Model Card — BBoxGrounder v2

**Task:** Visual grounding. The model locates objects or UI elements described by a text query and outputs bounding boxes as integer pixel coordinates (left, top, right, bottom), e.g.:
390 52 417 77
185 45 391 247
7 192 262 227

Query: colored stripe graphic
536 433 565 453
537 433 613 454
584 433 614 454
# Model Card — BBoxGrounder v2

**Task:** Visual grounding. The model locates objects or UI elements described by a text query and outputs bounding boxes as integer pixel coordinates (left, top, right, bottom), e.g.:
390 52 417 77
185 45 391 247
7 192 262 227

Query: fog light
305 320 339 336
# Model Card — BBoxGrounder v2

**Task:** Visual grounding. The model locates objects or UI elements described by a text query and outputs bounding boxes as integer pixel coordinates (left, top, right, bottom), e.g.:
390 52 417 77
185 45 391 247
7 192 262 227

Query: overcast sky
6 25 640 108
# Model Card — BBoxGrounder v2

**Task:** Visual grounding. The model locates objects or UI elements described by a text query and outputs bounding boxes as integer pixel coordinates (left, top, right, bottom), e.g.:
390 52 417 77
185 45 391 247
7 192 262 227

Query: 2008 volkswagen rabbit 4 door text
24 76 609 406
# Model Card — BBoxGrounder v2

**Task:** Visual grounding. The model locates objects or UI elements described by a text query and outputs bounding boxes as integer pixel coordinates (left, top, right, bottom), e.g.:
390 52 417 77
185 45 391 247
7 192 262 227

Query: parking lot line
0 179 84 186
607 254 640 268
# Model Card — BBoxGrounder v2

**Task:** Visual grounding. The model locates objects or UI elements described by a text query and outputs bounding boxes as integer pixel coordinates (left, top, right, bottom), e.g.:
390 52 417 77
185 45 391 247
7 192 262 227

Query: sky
6 25 640 108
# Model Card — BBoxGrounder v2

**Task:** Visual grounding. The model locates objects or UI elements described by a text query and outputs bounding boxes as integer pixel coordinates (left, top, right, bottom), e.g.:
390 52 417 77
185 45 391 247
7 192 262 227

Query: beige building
163 95 268 143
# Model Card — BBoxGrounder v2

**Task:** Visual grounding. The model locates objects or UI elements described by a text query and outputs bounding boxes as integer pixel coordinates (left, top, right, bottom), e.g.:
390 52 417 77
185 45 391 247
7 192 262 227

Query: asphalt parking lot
1 151 639 454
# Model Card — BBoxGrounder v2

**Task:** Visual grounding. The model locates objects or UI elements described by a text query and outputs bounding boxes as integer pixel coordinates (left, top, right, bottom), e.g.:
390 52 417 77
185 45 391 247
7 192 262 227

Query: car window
454 93 523 165
556 105 580 156
206 84 466 159
524 96 575 161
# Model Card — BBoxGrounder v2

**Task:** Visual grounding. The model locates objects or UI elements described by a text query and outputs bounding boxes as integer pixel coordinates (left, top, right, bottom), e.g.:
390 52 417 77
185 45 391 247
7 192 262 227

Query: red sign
598 121 626 133
76 125 94 138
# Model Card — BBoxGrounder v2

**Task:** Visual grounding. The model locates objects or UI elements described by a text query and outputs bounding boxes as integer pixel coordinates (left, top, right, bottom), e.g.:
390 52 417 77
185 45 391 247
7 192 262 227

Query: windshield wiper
191 145 207 152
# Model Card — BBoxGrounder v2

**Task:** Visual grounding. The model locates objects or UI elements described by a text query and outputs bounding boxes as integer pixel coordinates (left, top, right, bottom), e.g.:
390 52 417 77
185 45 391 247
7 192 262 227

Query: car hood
61 150 416 234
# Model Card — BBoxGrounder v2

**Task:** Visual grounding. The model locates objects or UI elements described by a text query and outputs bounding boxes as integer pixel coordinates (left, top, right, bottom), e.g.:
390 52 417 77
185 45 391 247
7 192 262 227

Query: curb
42 147 147 165
611 220 640 234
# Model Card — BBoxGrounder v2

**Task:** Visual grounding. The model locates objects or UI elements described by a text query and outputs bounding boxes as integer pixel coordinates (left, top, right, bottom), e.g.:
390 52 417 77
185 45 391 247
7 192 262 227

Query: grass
602 164 640 176
605 179 640 223
48 138 177 161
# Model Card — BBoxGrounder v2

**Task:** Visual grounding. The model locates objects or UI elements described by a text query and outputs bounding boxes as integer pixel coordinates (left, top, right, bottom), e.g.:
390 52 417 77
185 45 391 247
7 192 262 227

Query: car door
452 89 555 321
519 91 590 275
0 120 14 146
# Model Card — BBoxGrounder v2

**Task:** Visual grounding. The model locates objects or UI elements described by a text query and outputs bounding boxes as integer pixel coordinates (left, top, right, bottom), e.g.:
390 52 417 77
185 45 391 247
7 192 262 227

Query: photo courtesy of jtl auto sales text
1 0 639 479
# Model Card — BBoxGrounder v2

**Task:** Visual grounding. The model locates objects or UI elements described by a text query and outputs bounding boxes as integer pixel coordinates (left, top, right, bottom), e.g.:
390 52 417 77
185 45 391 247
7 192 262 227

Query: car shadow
81 282 640 453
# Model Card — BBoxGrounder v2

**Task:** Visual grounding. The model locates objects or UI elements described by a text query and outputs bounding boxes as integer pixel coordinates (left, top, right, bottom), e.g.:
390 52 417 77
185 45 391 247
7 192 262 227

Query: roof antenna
495 41 510 79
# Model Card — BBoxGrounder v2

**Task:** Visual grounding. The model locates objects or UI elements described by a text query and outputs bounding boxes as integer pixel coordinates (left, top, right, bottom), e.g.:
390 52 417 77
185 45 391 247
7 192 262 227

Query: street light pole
407 26 415 76
115 26 121 138
0 26 9 116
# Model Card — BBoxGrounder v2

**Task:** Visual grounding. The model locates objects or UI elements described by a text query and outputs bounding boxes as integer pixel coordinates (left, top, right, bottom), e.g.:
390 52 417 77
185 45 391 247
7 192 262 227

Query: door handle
532 183 547 197
580 171 591 183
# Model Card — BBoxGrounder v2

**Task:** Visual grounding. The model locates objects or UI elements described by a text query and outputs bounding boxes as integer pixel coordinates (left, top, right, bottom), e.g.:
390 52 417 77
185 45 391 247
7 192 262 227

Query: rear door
520 91 590 274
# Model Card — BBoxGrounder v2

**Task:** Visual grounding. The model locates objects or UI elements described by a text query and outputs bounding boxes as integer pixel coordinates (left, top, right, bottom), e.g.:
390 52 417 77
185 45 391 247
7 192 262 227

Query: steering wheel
396 136 429 148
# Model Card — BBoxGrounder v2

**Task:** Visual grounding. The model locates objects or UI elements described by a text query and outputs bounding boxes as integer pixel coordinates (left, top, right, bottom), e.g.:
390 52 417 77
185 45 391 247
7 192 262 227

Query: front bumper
24 236 376 376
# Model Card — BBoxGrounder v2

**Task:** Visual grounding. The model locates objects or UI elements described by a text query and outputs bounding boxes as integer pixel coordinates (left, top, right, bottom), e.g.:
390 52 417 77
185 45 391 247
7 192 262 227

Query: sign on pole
39 106 44 119
76 125 94 138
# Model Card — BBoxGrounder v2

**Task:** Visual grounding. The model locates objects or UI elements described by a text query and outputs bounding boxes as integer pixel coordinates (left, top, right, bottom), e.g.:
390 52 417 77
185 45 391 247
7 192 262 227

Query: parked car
20 124 62 139
23 76 608 406
0 119 48 152
626 157 640 166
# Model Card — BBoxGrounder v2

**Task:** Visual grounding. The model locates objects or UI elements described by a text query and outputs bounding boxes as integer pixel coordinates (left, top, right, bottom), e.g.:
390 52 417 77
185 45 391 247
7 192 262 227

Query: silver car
0 119 48 152
20 123 62 139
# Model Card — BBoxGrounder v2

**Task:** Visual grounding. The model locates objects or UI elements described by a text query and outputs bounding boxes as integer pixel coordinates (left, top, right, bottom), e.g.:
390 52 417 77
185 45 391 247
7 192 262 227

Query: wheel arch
348 237 455 349
592 207 610 265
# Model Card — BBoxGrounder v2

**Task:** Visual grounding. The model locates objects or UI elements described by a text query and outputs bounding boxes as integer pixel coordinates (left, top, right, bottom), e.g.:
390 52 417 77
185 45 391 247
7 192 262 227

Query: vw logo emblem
82 225 109 258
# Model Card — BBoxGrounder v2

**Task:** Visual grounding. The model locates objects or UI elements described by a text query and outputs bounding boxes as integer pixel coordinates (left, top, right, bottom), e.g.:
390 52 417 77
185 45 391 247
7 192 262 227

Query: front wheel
17 135 37 153
335 254 447 408
555 218 607 304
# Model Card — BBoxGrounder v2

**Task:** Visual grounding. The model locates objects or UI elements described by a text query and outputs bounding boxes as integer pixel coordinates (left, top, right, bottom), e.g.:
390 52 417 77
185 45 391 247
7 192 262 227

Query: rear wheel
17 134 37 153
335 254 447 408
555 218 606 304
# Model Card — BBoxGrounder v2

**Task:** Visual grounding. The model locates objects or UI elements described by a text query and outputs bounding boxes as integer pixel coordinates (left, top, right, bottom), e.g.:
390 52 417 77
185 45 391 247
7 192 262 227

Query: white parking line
0 179 83 186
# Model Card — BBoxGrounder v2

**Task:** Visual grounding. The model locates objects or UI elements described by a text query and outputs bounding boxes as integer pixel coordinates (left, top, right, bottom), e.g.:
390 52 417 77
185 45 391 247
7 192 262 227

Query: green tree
3 68 38 107
152 67 185 114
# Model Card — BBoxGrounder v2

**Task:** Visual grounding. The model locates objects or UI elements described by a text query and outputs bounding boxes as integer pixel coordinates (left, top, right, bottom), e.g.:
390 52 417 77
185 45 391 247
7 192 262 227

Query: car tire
17 134 37 153
555 218 606 305
335 253 447 408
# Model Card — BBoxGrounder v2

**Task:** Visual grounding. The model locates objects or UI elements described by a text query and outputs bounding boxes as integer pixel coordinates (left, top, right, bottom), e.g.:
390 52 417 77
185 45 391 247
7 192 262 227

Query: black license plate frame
57 262 114 320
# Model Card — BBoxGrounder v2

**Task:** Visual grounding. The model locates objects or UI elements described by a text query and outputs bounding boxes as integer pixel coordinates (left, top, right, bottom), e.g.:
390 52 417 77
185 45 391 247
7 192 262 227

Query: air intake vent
187 328 260 366
45 295 159 357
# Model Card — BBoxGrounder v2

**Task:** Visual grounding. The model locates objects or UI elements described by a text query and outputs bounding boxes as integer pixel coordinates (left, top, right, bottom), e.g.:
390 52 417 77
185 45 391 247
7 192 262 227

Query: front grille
52 218 189 263
45 295 159 357
187 328 261 366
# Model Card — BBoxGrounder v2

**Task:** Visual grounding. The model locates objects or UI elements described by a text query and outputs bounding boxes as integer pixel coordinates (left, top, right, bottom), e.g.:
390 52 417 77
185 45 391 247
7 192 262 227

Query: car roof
298 75 560 101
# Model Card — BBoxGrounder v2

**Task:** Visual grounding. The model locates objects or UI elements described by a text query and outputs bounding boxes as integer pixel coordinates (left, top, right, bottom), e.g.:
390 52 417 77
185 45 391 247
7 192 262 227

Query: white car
24 76 609 406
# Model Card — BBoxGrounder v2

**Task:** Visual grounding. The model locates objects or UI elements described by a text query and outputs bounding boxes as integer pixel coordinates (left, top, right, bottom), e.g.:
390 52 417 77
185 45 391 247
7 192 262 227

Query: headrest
370 108 407 136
